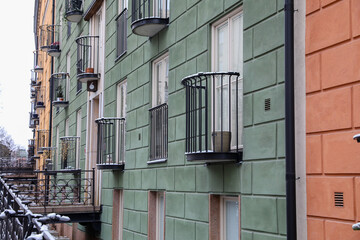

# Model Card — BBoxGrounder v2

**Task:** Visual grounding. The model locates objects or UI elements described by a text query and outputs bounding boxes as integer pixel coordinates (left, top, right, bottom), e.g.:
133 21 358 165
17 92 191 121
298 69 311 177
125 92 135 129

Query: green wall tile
240 162 252 194
196 222 209 240
141 169 157 189
196 52 209 73
243 123 277 160
170 40 187 69
244 0 277 28
175 219 196 240
277 121 285 158
159 27 176 53
277 197 287 234
175 166 196 191
244 29 253 62
186 26 208 60
165 217 175 240
243 94 253 127
277 47 285 83
197 0 224 27
185 193 209 221
176 6 197 40
124 190 135 209
170 0 187 21
134 191 148 211
128 210 141 232
128 170 142 189
140 212 148 234
244 52 277 93
168 140 186 166
252 160 285 195
133 233 147 240
157 168 175 190
253 84 285 124
253 12 284 57
224 165 241 192
144 36 159 63
242 196 278 233
166 192 185 218
253 233 286 240
242 230 253 240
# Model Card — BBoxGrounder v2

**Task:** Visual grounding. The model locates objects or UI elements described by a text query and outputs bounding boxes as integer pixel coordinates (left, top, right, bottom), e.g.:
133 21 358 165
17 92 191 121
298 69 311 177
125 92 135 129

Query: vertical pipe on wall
48 0 55 149
285 0 297 239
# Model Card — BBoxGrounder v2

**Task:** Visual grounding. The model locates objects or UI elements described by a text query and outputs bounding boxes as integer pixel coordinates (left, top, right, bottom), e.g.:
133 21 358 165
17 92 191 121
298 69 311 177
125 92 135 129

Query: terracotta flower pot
86 67 94 73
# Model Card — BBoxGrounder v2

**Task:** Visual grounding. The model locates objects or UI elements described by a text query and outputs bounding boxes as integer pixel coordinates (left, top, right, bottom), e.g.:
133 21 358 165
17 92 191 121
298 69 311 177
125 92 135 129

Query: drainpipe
48 0 55 149
285 0 297 239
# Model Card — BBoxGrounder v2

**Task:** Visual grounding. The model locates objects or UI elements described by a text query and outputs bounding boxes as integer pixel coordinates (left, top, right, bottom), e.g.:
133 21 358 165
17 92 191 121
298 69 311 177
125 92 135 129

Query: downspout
48 0 55 149
285 0 297 239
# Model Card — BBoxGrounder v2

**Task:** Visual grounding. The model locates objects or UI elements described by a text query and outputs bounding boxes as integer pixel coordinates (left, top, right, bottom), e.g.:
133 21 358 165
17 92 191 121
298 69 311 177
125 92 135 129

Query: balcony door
212 8 243 149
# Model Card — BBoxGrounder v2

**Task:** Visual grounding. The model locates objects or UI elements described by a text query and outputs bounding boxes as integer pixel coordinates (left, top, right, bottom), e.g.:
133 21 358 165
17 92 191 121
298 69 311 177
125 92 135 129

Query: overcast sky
0 1 35 148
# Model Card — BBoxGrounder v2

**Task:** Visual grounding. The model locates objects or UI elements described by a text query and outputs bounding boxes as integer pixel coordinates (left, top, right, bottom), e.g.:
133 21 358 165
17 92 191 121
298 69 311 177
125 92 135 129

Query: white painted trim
152 52 169 107
294 0 307 239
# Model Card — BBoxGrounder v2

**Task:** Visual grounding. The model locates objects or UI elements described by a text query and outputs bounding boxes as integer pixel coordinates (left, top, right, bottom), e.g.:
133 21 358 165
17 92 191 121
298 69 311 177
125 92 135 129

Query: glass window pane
217 23 228 72
225 199 239 240
230 14 243 73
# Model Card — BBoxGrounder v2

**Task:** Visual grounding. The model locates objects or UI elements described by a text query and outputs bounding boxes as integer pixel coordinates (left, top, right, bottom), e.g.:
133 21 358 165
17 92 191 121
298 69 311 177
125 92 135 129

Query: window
66 52 71 98
149 53 169 162
116 80 127 163
76 110 82 169
212 8 243 149
210 195 240 240
112 189 124 240
116 0 127 59
149 191 165 240
117 80 127 118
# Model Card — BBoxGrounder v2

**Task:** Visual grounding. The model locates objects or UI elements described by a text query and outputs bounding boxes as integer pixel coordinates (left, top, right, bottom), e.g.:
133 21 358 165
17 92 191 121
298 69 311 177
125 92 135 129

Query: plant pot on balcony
212 131 231 152
86 68 94 73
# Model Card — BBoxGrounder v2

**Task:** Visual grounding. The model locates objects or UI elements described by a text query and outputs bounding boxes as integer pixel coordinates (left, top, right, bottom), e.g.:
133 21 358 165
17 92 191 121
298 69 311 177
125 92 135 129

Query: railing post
45 168 49 206
92 168 95 206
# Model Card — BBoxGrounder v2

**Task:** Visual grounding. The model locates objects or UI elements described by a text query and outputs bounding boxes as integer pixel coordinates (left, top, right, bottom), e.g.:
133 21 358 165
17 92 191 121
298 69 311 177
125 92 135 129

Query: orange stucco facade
306 0 360 238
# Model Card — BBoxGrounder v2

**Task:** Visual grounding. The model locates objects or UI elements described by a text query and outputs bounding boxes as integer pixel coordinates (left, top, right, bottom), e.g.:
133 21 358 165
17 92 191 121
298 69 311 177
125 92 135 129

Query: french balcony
95 118 125 170
76 35 100 83
51 73 69 107
30 70 41 87
60 136 80 170
37 130 49 155
35 86 45 109
28 139 35 163
1 169 100 225
131 0 169 37
42 147 56 170
39 25 61 57
29 112 39 129
149 103 168 163
65 0 83 23
181 72 243 164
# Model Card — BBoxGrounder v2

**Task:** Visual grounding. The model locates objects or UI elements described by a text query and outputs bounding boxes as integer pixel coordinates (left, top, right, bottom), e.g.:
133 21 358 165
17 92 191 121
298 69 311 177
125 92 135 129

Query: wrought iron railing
39 25 61 56
33 50 43 73
28 139 35 162
149 103 168 162
96 118 125 169
60 136 79 169
52 73 69 107
65 0 83 22
76 35 100 81
4 169 95 207
181 72 242 162
131 0 170 36
29 111 39 129
35 86 45 109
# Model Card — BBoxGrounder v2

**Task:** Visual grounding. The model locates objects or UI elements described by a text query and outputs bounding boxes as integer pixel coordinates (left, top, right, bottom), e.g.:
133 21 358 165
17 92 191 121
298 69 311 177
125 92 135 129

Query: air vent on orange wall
334 192 344 207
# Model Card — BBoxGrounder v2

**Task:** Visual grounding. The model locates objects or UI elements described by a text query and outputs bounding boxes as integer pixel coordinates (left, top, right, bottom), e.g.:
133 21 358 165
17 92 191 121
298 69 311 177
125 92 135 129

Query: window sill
147 158 167 165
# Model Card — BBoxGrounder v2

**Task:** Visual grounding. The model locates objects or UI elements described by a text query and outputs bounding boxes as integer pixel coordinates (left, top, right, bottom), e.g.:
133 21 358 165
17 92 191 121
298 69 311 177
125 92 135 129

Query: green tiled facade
52 0 286 239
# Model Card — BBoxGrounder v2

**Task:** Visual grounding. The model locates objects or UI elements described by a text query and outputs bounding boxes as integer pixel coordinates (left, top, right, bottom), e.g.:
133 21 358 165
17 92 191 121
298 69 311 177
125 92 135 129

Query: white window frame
118 0 128 13
65 118 70 136
156 192 165 240
76 109 82 169
220 196 240 240
211 8 243 150
152 53 169 107
116 80 127 163
66 51 71 100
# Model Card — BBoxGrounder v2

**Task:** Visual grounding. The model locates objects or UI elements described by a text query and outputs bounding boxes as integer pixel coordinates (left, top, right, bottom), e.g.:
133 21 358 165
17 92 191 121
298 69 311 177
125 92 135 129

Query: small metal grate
264 98 271 111
334 192 344 207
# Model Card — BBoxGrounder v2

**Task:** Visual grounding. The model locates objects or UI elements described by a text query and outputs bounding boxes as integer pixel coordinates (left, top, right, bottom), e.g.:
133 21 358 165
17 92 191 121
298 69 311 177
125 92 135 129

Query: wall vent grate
334 192 344 207
265 98 271 111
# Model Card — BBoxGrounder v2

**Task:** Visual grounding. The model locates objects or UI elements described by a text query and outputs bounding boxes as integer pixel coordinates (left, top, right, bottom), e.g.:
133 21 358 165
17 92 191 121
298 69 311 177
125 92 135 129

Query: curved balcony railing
95 118 125 170
33 50 43 73
39 25 50 51
47 25 61 57
60 136 79 170
51 73 69 107
76 35 100 83
181 72 243 163
131 0 169 37
65 0 83 23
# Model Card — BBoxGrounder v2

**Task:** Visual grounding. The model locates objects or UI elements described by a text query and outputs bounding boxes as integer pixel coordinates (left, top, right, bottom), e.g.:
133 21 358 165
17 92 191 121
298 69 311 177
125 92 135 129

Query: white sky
0 1 35 148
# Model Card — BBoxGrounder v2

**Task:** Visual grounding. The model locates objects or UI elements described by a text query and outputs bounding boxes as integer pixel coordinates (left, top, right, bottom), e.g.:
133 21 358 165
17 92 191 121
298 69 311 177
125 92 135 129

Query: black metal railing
28 139 35 162
181 72 242 161
39 24 50 51
116 9 127 58
76 35 100 80
132 0 169 22
52 73 69 107
33 50 43 73
29 108 39 129
60 136 79 169
37 130 49 154
131 0 169 36
65 0 83 22
39 25 61 54
4 169 95 207
149 103 168 161
96 118 126 169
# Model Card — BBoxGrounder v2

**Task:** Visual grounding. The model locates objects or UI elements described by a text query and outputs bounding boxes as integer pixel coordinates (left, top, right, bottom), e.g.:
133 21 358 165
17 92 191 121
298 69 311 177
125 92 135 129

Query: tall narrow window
66 51 71 99
116 0 128 59
117 80 127 164
210 195 240 240
149 191 165 240
149 53 169 162
76 109 82 169
65 118 70 136
212 8 243 149
112 189 124 240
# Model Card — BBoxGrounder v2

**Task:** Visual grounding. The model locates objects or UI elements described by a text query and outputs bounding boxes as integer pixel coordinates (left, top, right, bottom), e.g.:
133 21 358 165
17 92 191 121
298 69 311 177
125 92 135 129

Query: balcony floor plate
53 101 69 107
48 49 61 57
131 18 169 37
97 163 125 170
65 10 83 23
78 73 100 83
185 151 242 164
